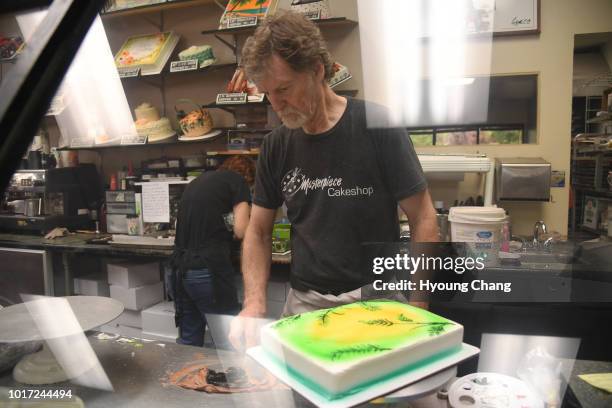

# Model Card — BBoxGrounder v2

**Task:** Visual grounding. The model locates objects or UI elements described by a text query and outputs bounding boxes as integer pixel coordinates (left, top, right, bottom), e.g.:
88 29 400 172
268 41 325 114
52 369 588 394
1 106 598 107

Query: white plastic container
448 206 507 266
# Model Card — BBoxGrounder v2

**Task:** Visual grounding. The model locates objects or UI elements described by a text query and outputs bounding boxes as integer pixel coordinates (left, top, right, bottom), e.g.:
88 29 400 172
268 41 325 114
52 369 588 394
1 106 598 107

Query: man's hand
228 307 266 352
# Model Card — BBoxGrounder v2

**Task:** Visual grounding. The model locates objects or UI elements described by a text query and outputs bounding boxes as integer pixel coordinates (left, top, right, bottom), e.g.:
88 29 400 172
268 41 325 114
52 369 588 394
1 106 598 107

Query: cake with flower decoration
260 300 463 398
114 31 179 75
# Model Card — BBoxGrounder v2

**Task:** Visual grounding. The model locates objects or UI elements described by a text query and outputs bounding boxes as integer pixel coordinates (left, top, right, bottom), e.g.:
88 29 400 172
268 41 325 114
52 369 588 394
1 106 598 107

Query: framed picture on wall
467 0 540 36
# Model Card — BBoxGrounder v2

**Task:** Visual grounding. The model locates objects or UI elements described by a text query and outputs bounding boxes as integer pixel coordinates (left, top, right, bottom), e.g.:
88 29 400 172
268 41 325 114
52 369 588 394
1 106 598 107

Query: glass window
409 133 433 147
436 130 478 146
479 129 523 145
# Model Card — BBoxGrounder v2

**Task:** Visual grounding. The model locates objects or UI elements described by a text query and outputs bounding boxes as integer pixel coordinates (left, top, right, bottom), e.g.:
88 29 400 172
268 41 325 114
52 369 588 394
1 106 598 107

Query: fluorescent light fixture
445 77 476 86
357 0 493 128
16 11 137 146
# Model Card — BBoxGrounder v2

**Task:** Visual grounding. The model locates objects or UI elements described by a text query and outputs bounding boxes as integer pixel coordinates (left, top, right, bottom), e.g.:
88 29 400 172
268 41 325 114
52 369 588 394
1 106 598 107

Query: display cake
218 0 279 30
133 103 175 142
114 31 179 75
145 118 176 142
260 300 463 398
178 45 216 68
327 62 351 88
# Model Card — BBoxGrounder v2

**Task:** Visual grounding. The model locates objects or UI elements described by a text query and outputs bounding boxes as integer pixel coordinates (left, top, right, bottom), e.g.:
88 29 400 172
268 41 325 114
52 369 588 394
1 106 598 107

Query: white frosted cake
143 117 175 142
135 102 160 123
260 300 463 398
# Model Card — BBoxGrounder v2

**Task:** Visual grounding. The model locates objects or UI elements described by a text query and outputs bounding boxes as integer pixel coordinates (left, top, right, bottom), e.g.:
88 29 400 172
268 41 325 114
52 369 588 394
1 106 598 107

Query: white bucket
448 206 507 266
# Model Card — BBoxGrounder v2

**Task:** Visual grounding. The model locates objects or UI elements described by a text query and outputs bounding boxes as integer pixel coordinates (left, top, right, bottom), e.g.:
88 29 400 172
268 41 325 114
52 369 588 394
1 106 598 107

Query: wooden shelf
120 62 236 80
201 17 357 36
101 0 221 18
206 150 259 156
56 128 233 151
207 89 358 111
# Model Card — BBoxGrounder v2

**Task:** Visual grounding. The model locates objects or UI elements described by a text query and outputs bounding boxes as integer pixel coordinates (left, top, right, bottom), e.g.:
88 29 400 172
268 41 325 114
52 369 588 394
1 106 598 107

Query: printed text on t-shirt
281 168 374 199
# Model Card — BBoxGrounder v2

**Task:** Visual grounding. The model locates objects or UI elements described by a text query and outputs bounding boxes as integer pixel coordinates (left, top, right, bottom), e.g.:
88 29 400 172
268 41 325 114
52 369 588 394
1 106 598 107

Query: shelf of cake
54 127 266 151
201 17 357 36
119 62 236 80
101 0 223 18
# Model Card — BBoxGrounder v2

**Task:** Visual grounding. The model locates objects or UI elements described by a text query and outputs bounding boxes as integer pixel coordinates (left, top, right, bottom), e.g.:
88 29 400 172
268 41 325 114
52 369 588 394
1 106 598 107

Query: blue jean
175 268 239 347
176 268 215 346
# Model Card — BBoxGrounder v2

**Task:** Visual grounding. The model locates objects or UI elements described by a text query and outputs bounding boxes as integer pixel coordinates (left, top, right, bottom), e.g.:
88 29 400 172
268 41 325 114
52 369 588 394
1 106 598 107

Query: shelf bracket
141 9 164 31
139 76 163 90
214 34 237 56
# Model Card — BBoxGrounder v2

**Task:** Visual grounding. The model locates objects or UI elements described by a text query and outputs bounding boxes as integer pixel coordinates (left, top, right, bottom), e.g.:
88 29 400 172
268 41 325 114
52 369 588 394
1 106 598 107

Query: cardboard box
142 301 178 338
107 260 160 289
73 276 110 297
110 281 164 311
107 309 142 328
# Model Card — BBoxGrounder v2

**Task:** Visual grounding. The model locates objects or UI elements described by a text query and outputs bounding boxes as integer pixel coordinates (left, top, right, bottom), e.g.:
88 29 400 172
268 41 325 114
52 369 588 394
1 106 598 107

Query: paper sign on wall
141 182 170 223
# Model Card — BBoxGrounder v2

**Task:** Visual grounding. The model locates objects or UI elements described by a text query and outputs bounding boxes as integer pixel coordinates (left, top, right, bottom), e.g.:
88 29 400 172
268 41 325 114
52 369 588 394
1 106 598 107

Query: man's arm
398 188 439 309
228 204 276 351
399 188 439 242
240 204 276 316
232 201 251 240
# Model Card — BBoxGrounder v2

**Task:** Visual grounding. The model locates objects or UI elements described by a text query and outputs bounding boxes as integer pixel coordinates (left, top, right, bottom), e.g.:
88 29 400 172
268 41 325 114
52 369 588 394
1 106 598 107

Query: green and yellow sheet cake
260 300 463 397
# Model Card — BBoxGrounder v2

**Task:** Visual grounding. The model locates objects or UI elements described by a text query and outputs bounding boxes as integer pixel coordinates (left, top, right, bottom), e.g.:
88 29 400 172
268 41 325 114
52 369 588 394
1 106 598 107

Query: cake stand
0 296 123 385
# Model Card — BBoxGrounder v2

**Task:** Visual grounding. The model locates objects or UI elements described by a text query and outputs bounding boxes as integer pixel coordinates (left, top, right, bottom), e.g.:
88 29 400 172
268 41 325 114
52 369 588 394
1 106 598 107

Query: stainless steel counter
0 333 313 408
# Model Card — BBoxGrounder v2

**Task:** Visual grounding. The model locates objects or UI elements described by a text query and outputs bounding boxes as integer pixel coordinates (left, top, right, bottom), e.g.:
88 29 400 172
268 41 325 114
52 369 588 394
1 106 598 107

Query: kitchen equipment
105 190 137 234
0 166 101 233
495 158 551 201
24 198 41 217
183 154 206 168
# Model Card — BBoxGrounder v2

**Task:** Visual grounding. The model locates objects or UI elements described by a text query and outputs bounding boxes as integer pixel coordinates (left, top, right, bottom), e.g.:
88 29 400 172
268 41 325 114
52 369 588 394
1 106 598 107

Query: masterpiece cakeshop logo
281 168 374 199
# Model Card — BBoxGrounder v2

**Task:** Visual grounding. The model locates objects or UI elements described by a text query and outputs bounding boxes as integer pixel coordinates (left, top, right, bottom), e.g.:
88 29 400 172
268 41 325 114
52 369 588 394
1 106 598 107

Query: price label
216 93 248 105
329 72 352 88
227 16 258 29
118 67 140 78
302 10 321 20
70 138 93 148
170 59 198 72
121 132 147 145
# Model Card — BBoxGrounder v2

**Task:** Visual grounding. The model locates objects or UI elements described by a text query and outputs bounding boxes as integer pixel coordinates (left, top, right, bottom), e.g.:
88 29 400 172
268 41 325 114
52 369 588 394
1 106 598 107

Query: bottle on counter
109 174 117 191
434 201 449 241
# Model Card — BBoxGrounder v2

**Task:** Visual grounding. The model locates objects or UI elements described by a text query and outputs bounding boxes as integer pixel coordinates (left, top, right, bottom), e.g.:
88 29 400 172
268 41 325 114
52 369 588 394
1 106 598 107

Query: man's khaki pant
282 285 408 317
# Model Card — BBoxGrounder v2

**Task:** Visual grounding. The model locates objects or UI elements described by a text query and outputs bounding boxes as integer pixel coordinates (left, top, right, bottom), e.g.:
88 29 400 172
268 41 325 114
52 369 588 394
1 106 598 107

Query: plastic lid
448 206 507 223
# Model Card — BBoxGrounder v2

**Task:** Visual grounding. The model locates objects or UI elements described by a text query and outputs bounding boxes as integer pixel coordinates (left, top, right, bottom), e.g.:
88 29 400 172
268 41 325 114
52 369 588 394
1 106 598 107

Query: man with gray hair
228 10 438 351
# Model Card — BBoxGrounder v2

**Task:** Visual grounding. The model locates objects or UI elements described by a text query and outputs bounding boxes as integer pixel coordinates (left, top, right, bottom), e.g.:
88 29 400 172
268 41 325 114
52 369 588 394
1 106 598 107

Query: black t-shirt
253 97 427 294
175 170 251 252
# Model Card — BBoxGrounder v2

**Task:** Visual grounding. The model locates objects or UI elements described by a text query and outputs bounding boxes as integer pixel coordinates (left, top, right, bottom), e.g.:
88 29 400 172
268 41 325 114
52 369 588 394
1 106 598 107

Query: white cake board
247 343 479 408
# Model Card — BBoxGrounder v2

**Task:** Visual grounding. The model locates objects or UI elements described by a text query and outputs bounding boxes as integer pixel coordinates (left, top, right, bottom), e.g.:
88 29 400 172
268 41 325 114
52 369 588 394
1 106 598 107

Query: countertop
0 332 609 408
0 332 313 408
0 232 291 263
